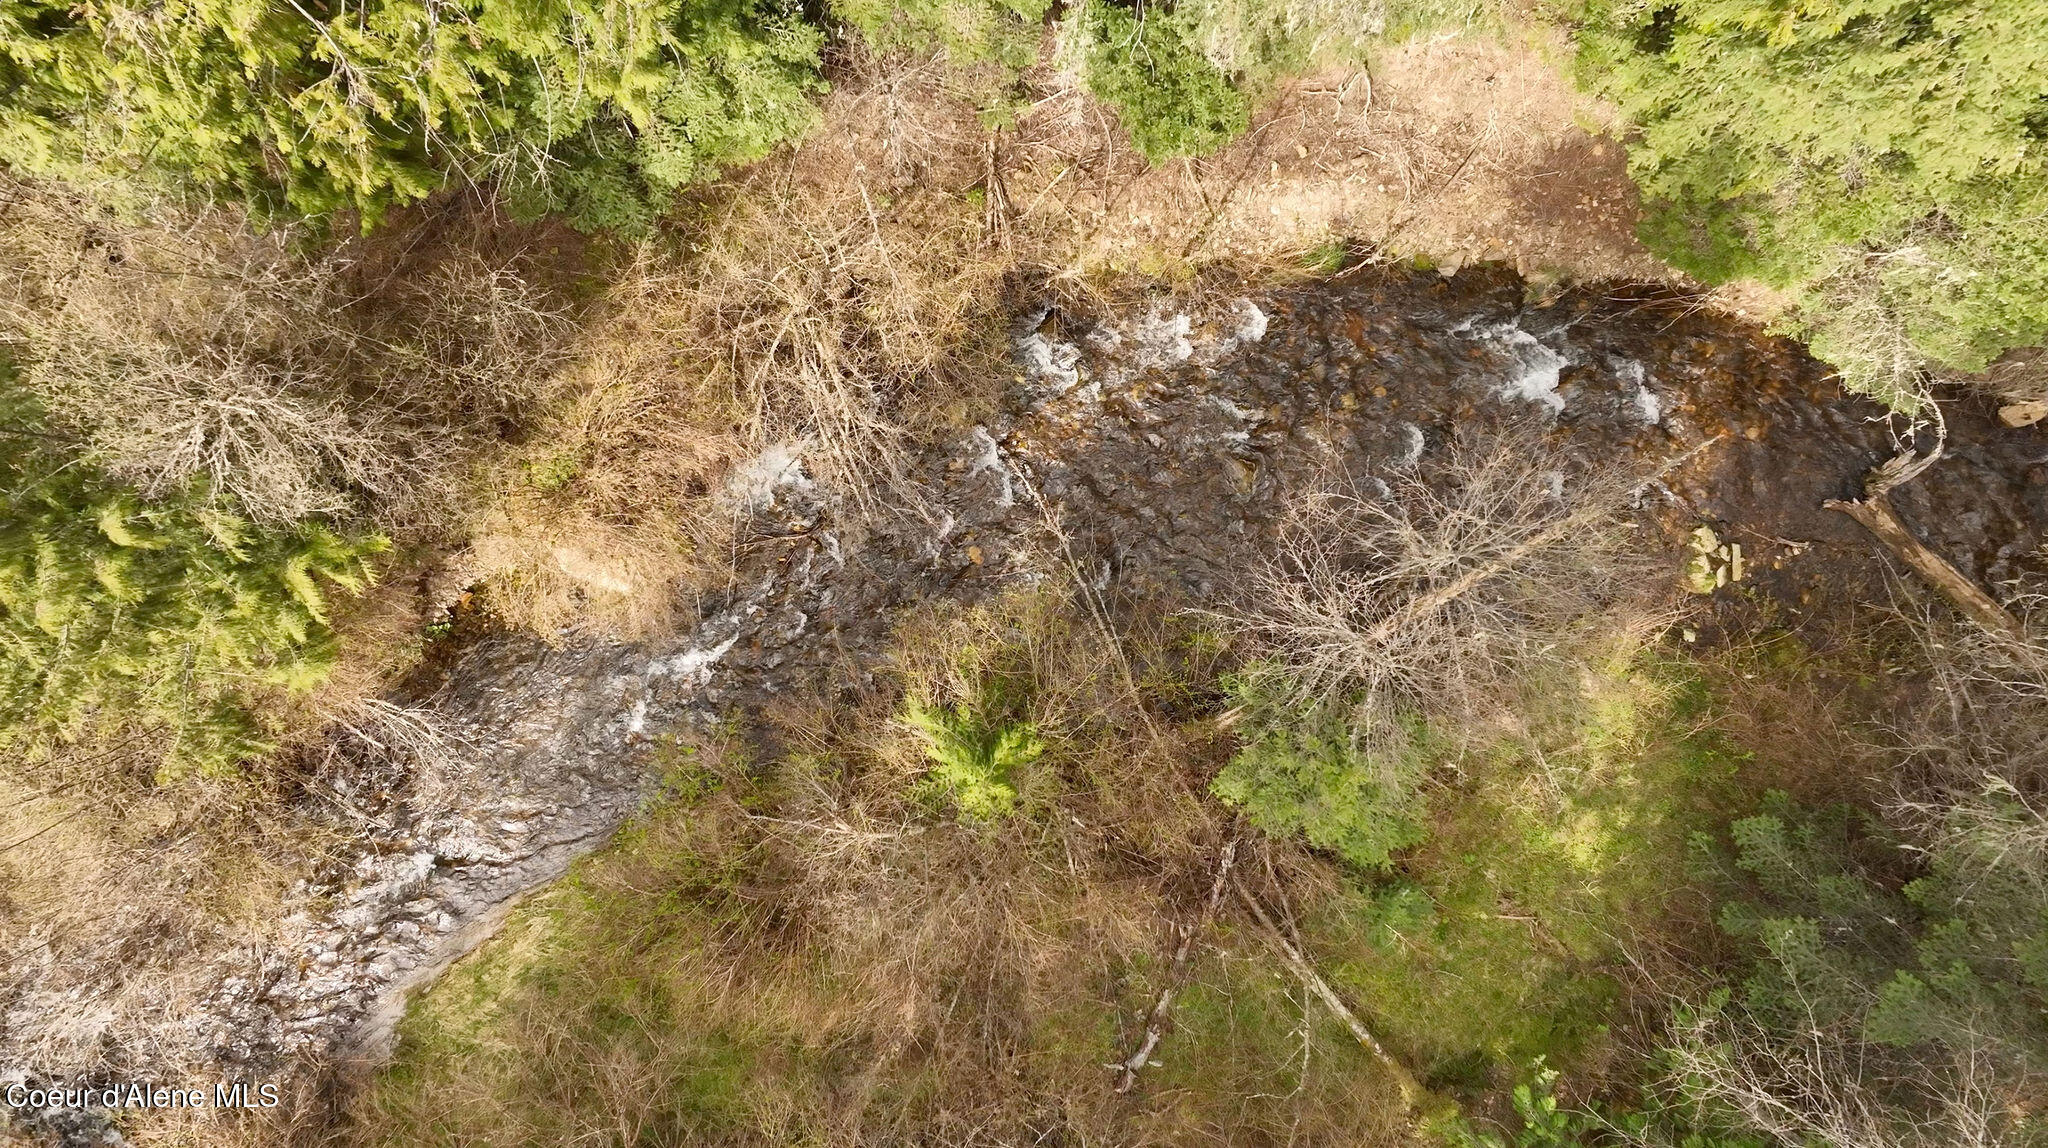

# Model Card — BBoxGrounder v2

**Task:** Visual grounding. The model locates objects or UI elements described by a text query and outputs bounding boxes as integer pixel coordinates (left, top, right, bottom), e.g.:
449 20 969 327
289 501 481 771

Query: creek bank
6 263 2042 1145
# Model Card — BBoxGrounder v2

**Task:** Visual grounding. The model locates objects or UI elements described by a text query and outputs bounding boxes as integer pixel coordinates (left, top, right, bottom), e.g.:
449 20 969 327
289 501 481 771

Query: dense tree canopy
1572 0 2048 399
0 389 386 779
0 0 822 228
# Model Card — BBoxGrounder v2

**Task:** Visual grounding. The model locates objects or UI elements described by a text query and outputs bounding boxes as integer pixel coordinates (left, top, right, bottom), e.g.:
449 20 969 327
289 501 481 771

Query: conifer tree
1571 0 2048 401
1691 790 2048 1140
0 0 822 229
0 385 386 779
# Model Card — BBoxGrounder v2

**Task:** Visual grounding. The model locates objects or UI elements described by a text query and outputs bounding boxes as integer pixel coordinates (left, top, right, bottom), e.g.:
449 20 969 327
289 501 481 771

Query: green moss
523 450 582 492
1301 238 1351 275
1300 658 1751 1079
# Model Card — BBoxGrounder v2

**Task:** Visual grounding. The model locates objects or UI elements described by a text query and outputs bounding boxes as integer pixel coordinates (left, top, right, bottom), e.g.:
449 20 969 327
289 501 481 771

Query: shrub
1571 0 2048 404
1715 790 2048 1065
1075 1 1252 163
0 182 576 529
0 389 386 779
835 0 1052 76
1677 786 2048 1147
0 0 823 228
1211 671 1431 870
1177 0 1387 83
1442 1059 1763 1148
499 4 824 234
901 695 1043 820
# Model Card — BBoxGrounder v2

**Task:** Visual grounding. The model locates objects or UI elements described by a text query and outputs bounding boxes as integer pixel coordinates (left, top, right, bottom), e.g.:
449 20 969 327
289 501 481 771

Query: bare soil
1005 33 1669 285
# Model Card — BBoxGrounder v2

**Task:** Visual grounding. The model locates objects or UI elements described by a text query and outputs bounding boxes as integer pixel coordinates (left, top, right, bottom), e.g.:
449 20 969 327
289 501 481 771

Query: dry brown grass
336 585 1415 1147
459 318 747 637
1000 31 1663 284
624 51 1018 491
446 51 1023 633
1882 594 2048 807
0 770 335 1081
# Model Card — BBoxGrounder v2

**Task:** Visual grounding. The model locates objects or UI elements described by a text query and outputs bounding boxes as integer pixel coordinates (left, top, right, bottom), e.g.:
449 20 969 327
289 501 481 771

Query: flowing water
9 265 2044 1141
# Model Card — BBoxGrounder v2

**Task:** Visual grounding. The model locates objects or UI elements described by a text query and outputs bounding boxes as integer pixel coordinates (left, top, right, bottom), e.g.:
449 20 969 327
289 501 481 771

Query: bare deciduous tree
0 182 575 528
1666 999 2010 1148
1215 427 1673 735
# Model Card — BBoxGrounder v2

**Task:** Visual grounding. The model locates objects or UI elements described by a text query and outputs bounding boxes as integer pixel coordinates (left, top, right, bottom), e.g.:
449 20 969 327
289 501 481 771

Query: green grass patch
1302 657 1749 1082
350 593 1790 1145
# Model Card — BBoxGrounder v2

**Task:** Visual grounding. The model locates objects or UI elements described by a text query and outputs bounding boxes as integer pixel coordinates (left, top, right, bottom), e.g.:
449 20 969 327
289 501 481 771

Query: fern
900 696 1043 822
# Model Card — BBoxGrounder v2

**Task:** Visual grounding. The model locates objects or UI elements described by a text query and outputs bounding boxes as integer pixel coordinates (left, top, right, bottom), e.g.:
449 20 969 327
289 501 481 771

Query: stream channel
11 263 2046 1141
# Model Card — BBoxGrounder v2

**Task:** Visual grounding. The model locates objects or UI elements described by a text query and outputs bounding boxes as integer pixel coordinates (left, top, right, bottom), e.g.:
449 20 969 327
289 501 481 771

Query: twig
1114 835 1241 1092
982 133 1014 252
0 809 84 857
1236 879 1425 1108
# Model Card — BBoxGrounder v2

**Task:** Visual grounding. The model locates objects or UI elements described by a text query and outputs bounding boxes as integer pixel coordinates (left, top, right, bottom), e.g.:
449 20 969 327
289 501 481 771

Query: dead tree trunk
1235 882 1426 1110
1824 444 2024 639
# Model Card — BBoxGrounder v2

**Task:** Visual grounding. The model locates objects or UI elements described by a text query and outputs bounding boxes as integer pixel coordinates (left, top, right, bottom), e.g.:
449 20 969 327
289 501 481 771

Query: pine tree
0 386 386 779
0 0 823 229
1571 0 2048 401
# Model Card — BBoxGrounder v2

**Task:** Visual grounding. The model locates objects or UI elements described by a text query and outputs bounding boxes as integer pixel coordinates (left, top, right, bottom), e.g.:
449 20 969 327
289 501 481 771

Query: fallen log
1823 445 2024 639
1235 881 1426 1109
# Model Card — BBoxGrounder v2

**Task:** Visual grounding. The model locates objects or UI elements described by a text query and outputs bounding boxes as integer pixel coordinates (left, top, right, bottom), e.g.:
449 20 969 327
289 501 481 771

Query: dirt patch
998 32 1668 285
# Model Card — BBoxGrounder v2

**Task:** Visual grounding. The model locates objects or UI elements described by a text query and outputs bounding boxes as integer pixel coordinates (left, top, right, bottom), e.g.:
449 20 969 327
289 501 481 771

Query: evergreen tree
835 0 1050 78
1075 0 1252 163
0 0 823 229
0 385 386 779
1571 0 2048 401
1692 790 2048 1139
1210 673 1432 870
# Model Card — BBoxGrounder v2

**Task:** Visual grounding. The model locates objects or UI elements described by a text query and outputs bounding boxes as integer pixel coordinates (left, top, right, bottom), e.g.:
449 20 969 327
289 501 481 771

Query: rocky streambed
7 264 2044 1143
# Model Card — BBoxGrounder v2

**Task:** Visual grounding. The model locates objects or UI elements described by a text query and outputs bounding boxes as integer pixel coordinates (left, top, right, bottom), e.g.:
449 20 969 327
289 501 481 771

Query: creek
13 264 2043 1142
